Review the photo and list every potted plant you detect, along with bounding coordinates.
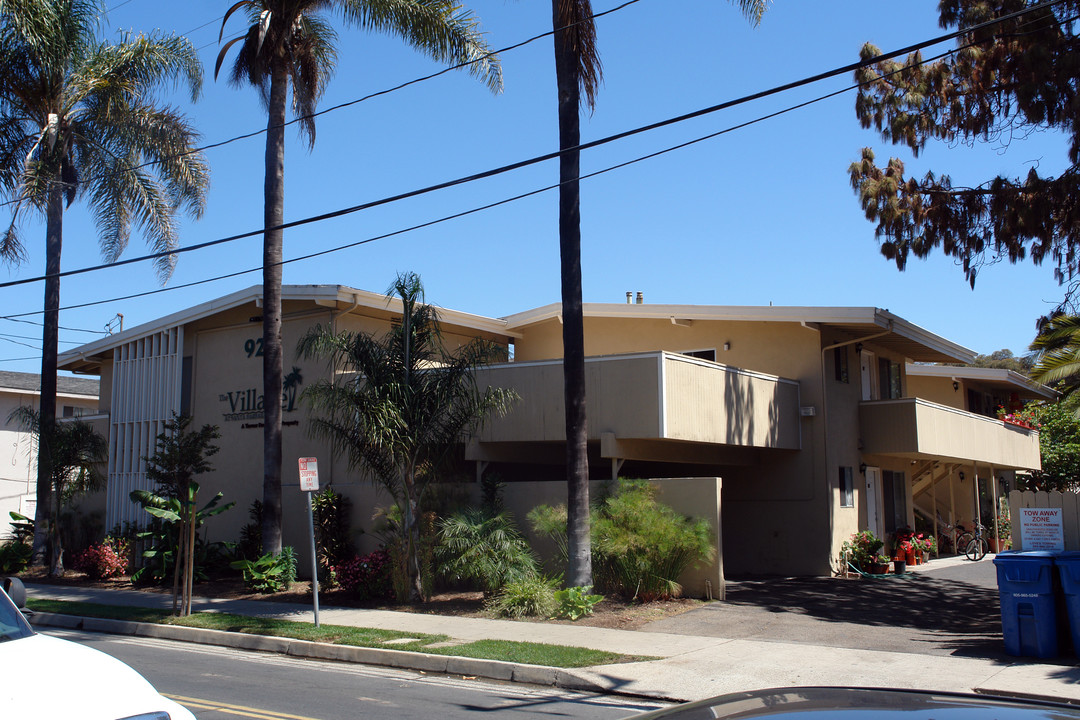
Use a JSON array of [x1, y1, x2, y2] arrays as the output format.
[[842, 530, 884, 573], [871, 552, 891, 575], [986, 513, 1012, 553], [893, 527, 915, 566]]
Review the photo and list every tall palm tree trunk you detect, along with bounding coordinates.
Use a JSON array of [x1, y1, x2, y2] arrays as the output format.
[[33, 183, 63, 573], [553, 3, 592, 589], [261, 60, 287, 556]]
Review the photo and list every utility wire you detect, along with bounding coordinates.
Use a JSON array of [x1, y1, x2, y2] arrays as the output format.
[[0, 0, 642, 212], [0, 40, 983, 320], [0, 0, 1063, 295]]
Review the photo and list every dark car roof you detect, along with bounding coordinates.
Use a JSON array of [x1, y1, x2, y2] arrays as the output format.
[[627, 687, 1080, 720]]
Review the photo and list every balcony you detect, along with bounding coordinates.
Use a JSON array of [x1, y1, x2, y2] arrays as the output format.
[[472, 351, 801, 453], [860, 398, 1041, 470]]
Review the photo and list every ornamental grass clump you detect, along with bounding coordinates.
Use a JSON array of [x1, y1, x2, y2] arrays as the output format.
[[591, 480, 714, 601], [485, 576, 559, 619]]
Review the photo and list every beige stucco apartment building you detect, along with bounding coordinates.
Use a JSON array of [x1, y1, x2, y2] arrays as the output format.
[[57, 285, 1047, 591]]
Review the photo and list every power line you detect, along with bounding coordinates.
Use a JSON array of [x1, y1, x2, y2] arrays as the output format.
[[0, 316, 107, 334], [0, 40, 992, 320], [0, 0, 643, 212], [0, 0, 1062, 295]]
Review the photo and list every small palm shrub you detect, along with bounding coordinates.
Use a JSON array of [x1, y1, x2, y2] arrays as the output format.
[[437, 507, 539, 596], [485, 576, 559, 618]]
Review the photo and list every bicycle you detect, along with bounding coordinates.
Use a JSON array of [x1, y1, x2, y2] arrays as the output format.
[[938, 522, 972, 556], [964, 522, 989, 561]]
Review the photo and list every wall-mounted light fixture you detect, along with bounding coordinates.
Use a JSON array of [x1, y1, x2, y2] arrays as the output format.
[[959, 471, 965, 481], [859, 463, 867, 474], [953, 381, 960, 391], [723, 342, 731, 352], [855, 342, 863, 354]]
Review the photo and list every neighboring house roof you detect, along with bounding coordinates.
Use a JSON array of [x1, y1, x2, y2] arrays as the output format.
[[58, 284, 519, 373], [504, 303, 976, 364], [0, 370, 99, 398], [906, 364, 1058, 401]]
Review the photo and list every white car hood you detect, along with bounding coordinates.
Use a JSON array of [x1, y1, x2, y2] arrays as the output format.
[[0, 632, 195, 720]]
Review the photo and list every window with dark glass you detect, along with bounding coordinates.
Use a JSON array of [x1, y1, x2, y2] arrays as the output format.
[[681, 349, 716, 362], [834, 347, 849, 383], [878, 358, 902, 399], [839, 467, 854, 507]]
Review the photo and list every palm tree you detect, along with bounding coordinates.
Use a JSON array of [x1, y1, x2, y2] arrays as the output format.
[[297, 272, 516, 600], [0, 0, 209, 568], [9, 407, 108, 575], [1031, 314, 1080, 397], [216, 0, 502, 556], [549, 0, 767, 587]]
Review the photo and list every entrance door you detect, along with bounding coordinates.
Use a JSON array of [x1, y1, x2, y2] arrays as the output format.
[[860, 350, 877, 401], [866, 467, 883, 539]]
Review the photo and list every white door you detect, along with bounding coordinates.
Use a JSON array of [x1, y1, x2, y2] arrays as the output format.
[[860, 350, 877, 401], [866, 466, 883, 539]]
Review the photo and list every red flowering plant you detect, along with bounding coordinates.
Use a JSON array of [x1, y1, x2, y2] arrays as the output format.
[[330, 549, 393, 601], [73, 536, 130, 580], [996, 406, 1040, 430], [892, 527, 915, 559]]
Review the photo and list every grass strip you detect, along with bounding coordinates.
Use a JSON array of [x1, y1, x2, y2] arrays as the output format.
[[26, 598, 643, 668]]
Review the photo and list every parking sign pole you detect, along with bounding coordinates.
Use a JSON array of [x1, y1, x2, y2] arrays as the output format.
[[298, 457, 321, 627], [306, 490, 320, 627]]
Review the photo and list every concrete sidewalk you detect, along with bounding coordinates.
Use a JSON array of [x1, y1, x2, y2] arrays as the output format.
[[23, 580, 1080, 706]]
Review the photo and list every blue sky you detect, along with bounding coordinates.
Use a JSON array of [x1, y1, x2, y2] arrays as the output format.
[[0, 1, 1070, 373]]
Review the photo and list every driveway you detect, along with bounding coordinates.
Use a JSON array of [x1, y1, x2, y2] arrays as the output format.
[[638, 557, 1019, 661]]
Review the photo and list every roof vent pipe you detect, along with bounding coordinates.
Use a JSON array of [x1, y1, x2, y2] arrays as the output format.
[[636, 292, 644, 304], [626, 292, 632, 304]]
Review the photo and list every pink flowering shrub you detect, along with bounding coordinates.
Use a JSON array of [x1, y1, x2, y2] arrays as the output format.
[[331, 549, 392, 601], [73, 537, 130, 580]]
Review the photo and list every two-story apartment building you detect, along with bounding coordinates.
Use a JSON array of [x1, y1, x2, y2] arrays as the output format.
[[57, 285, 1046, 590], [0, 371, 100, 536]]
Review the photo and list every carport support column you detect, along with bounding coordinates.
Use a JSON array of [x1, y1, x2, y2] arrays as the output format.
[[990, 463, 999, 548], [931, 464, 939, 557], [972, 464, 980, 530], [948, 467, 957, 544]]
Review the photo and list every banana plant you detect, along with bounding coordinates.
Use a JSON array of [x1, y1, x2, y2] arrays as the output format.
[[131, 483, 233, 615]]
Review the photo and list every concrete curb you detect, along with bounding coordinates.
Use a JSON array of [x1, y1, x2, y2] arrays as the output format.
[[28, 613, 623, 698]]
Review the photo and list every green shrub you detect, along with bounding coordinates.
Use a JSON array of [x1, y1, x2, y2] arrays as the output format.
[[231, 547, 297, 593], [553, 585, 603, 620], [531, 479, 715, 602], [0, 540, 31, 573], [485, 576, 559, 618], [592, 480, 714, 601], [312, 487, 355, 570], [436, 507, 539, 596]]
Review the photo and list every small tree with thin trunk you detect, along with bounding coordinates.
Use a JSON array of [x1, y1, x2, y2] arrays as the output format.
[[143, 414, 222, 616]]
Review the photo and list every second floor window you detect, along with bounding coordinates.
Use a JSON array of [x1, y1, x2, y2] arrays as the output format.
[[879, 358, 902, 399]]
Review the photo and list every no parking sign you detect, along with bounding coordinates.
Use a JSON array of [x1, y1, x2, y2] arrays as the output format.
[[298, 457, 319, 492]]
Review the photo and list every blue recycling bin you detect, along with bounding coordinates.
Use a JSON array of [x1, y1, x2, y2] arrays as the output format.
[[993, 551, 1059, 658], [1053, 551, 1080, 657]]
